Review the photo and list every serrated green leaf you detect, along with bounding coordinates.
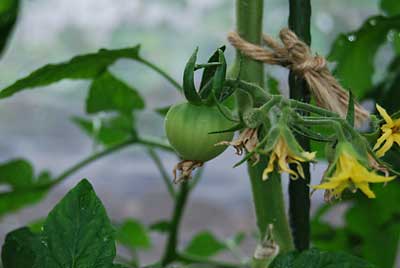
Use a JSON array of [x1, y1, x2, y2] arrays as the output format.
[[73, 114, 136, 146], [35, 179, 116, 268], [381, 0, 400, 16], [0, 46, 141, 98], [86, 71, 144, 115], [184, 231, 226, 258], [0, 0, 19, 56], [1, 227, 38, 268], [116, 219, 152, 250], [329, 15, 400, 98], [270, 248, 376, 268], [2, 180, 121, 268]]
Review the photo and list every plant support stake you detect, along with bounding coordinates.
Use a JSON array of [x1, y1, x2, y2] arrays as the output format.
[[235, 0, 294, 257], [288, 0, 312, 251]]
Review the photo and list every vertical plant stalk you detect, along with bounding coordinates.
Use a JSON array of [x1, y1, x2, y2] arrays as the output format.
[[161, 182, 190, 266], [235, 0, 294, 254], [288, 0, 312, 251]]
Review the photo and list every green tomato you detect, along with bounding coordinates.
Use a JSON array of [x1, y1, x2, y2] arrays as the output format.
[[165, 102, 234, 162]]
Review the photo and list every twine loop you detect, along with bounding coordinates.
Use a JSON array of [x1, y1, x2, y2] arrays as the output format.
[[228, 28, 369, 125]]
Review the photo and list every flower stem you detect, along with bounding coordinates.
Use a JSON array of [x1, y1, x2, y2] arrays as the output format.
[[288, 0, 312, 251], [235, 0, 294, 259], [161, 182, 190, 266], [147, 148, 176, 199], [139, 57, 183, 92]]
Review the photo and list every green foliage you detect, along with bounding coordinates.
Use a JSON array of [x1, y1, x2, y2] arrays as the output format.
[[73, 114, 136, 147], [266, 75, 280, 95], [86, 71, 144, 115], [116, 219, 152, 250], [270, 248, 376, 268], [312, 183, 400, 268], [381, 0, 400, 16], [0, 0, 18, 56], [149, 220, 171, 233], [0, 159, 50, 218], [1, 179, 121, 268], [369, 56, 400, 114], [0, 46, 141, 98], [329, 15, 400, 98], [2, 227, 38, 267], [184, 231, 227, 258]]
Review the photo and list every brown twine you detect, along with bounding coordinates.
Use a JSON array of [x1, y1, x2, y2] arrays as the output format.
[[228, 28, 369, 125]]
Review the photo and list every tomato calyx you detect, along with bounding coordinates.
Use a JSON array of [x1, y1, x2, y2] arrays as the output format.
[[173, 160, 203, 183], [217, 128, 260, 164]]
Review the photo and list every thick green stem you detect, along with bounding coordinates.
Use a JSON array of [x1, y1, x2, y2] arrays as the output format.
[[235, 0, 294, 256], [288, 0, 312, 252], [248, 162, 294, 252]]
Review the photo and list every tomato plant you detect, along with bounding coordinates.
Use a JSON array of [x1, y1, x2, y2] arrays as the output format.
[[0, 0, 399, 268]]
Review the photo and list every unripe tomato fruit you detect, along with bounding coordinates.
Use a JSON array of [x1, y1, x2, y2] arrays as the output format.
[[165, 102, 234, 162]]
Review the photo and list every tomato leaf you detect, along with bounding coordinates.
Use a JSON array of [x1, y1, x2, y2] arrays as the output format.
[[149, 220, 171, 233], [1, 180, 124, 268], [184, 231, 227, 258], [35, 179, 116, 267], [267, 74, 281, 95], [0, 160, 51, 218], [116, 219, 152, 250], [368, 56, 400, 114], [329, 15, 400, 98], [270, 248, 376, 268], [72, 114, 137, 146], [1, 227, 39, 268], [86, 71, 144, 115], [0, 0, 19, 56], [381, 0, 400, 16], [0, 46, 141, 98]]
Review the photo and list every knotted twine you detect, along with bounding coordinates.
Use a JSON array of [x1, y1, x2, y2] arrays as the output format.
[[228, 28, 369, 125]]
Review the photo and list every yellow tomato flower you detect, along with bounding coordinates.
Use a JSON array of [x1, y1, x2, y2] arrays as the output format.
[[373, 104, 400, 157], [262, 137, 316, 180], [313, 146, 395, 199]]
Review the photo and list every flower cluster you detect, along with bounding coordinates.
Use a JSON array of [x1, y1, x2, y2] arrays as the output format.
[[222, 103, 399, 200]]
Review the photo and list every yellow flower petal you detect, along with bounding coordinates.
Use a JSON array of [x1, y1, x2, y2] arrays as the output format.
[[312, 179, 343, 190], [392, 133, 400, 146], [376, 136, 394, 157], [355, 182, 376, 198], [376, 104, 393, 126], [373, 129, 392, 151], [262, 154, 276, 180]]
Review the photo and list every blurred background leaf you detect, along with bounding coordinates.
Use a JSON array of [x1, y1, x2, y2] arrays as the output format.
[[0, 0, 19, 56], [184, 231, 227, 258], [116, 218, 152, 250], [329, 15, 400, 99]]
